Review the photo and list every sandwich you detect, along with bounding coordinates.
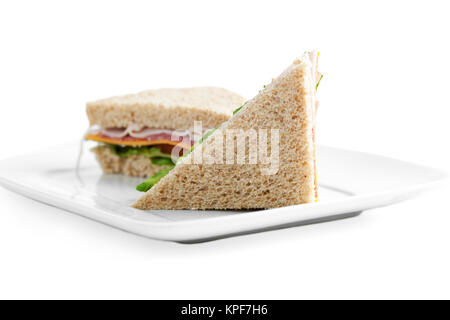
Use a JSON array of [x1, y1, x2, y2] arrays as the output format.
[[133, 51, 322, 210], [85, 87, 245, 178]]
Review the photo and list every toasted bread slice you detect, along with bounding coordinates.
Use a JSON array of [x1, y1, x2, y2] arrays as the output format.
[[133, 55, 319, 210]]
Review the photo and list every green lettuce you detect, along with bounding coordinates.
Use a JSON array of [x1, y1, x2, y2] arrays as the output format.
[[233, 101, 248, 115], [109, 145, 174, 166], [316, 74, 323, 91], [151, 157, 174, 166], [136, 168, 173, 192]]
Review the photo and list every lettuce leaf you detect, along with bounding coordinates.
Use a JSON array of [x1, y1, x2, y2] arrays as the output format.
[[233, 102, 247, 115], [110, 145, 172, 160], [316, 74, 323, 91], [136, 168, 172, 192], [108, 145, 174, 167], [151, 157, 175, 166]]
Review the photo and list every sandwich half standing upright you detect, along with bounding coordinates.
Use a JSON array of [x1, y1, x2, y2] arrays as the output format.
[[133, 51, 323, 210], [85, 87, 245, 178]]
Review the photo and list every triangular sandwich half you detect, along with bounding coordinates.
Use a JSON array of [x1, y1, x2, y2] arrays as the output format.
[[133, 52, 322, 209]]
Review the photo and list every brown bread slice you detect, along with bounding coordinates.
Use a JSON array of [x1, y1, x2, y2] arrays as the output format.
[[133, 56, 318, 210], [92, 146, 172, 178], [86, 87, 245, 131]]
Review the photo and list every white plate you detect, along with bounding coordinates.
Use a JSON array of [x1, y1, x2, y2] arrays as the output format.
[[0, 143, 447, 243]]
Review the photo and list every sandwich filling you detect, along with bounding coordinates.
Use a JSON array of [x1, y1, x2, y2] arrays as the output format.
[[86, 125, 212, 148], [85, 125, 213, 168]]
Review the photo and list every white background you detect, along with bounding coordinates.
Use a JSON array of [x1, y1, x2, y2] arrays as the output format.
[[0, 0, 449, 299]]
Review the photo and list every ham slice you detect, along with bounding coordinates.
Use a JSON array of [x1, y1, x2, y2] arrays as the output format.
[[100, 127, 189, 139], [86, 125, 213, 148]]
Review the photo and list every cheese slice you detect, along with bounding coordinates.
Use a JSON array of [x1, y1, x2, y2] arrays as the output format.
[[85, 134, 191, 149]]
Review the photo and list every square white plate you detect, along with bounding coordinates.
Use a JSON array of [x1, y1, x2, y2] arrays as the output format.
[[0, 143, 446, 243]]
